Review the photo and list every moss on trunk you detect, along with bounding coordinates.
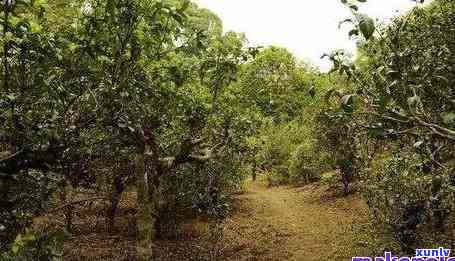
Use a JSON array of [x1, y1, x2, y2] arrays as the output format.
[[136, 151, 156, 261]]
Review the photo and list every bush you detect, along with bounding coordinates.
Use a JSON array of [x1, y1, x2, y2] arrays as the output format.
[[265, 168, 289, 187], [1, 229, 67, 261], [0, 170, 62, 253], [289, 143, 331, 184], [364, 152, 455, 254], [320, 171, 339, 189], [157, 152, 246, 237], [256, 121, 331, 186]]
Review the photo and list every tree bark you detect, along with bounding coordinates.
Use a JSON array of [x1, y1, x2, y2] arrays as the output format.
[[136, 146, 158, 261], [107, 174, 124, 232], [59, 185, 74, 233]]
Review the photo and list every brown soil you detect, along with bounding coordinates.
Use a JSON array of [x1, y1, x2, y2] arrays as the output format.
[[40, 180, 369, 260], [153, 180, 370, 261], [216, 181, 369, 261]]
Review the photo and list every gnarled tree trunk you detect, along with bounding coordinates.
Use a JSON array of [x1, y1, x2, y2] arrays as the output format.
[[106, 174, 125, 232], [136, 143, 161, 261]]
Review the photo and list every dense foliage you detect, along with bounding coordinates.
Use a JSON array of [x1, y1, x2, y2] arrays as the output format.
[[1, 0, 454, 259], [325, 0, 455, 254], [0, 0, 254, 259]]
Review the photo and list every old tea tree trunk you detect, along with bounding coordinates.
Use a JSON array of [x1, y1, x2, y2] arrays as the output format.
[[134, 130, 216, 260], [135, 143, 158, 261]]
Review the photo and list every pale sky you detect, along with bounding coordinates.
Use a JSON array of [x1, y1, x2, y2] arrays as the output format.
[[194, 0, 422, 71]]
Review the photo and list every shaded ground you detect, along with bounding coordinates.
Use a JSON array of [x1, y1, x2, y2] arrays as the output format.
[[35, 191, 137, 261], [41, 180, 370, 260], [217, 181, 370, 261], [62, 191, 137, 261], [154, 179, 371, 261]]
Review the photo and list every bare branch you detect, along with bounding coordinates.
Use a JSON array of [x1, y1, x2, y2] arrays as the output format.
[[47, 197, 108, 214]]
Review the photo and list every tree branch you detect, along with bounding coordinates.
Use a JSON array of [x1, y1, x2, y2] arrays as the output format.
[[0, 146, 65, 176], [47, 197, 108, 214]]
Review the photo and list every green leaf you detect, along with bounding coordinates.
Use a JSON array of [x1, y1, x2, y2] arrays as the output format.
[[348, 29, 359, 38], [341, 94, 355, 106], [68, 43, 78, 52], [324, 88, 342, 103], [179, 0, 190, 12], [29, 20, 42, 33], [369, 127, 385, 138], [12, 245, 19, 255], [308, 86, 316, 98], [341, 94, 356, 114], [15, 0, 32, 8], [33, 0, 47, 8], [442, 112, 455, 125], [358, 14, 375, 40], [338, 18, 353, 29], [6, 94, 16, 101], [9, 16, 21, 27], [22, 233, 35, 241]]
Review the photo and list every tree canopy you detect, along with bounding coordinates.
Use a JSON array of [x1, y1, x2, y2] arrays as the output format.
[[1, 0, 454, 259]]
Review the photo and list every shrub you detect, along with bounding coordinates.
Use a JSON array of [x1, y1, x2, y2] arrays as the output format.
[[157, 152, 246, 237], [1, 230, 67, 261], [320, 171, 340, 189], [256, 121, 331, 186], [364, 152, 455, 254], [265, 168, 289, 187], [288, 143, 327, 184]]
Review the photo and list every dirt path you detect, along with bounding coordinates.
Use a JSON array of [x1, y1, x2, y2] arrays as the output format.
[[56, 180, 370, 261], [220, 181, 368, 261]]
